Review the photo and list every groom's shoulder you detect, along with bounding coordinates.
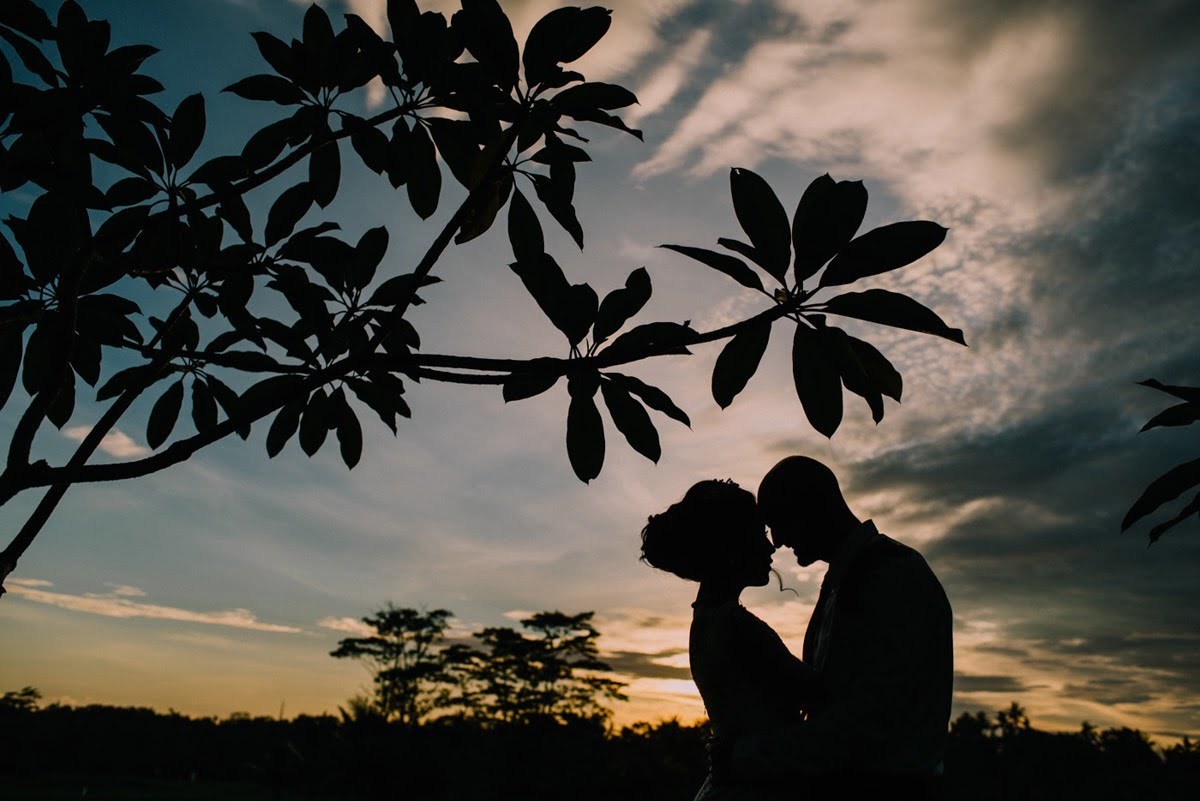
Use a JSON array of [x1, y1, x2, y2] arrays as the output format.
[[856, 534, 941, 589], [864, 532, 922, 568]]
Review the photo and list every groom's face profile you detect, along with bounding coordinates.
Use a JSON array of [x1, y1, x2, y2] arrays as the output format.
[[760, 502, 821, 567], [763, 515, 820, 565], [759, 456, 850, 566]]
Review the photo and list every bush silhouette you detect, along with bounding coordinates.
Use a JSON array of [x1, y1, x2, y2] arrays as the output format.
[[4, 692, 1200, 799]]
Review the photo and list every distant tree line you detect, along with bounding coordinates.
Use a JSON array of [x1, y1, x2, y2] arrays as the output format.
[[4, 688, 1200, 799]]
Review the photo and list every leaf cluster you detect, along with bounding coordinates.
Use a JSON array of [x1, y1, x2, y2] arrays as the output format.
[[0, 0, 646, 487], [1122, 379, 1200, 543], [661, 168, 962, 439]]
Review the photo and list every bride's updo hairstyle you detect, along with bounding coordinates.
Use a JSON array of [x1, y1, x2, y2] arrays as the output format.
[[641, 479, 758, 582]]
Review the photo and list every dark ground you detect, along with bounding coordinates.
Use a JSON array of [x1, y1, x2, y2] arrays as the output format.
[[3, 702, 1200, 800]]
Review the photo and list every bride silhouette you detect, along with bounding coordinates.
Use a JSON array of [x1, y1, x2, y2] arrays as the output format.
[[641, 479, 818, 800]]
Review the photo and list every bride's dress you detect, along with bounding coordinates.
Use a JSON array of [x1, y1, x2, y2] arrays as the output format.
[[689, 600, 816, 800]]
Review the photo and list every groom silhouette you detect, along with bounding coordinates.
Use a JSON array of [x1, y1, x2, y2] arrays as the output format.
[[721, 455, 953, 794]]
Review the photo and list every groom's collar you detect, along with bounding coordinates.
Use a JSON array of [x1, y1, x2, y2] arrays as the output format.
[[824, 519, 880, 587]]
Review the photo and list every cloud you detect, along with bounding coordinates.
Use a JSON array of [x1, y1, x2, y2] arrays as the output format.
[[62, 426, 150, 459], [636, 0, 1200, 207], [106, 583, 147, 597], [624, 27, 712, 127], [7, 580, 302, 634], [1061, 677, 1159, 707], [603, 648, 691, 681], [317, 615, 375, 636], [954, 673, 1031, 694], [6, 577, 53, 588]]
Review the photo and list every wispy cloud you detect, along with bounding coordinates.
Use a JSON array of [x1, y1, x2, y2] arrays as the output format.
[[635, 0, 1068, 219], [624, 27, 711, 127], [62, 426, 149, 458], [7, 577, 53, 588], [502, 609, 532, 621], [106, 583, 148, 597], [954, 673, 1032, 694], [7, 580, 302, 634], [316, 615, 374, 636]]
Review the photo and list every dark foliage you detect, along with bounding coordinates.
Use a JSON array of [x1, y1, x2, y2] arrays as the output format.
[[2, 696, 1198, 800], [944, 704, 1200, 801], [0, 0, 965, 593], [1123, 379, 1200, 544]]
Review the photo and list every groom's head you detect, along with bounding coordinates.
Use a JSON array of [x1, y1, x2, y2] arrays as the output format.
[[757, 456, 859, 566]]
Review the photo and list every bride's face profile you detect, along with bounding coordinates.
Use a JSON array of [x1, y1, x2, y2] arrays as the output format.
[[718, 516, 776, 588]]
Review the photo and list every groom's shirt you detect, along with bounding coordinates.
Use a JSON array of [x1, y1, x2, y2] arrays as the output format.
[[733, 520, 953, 778]]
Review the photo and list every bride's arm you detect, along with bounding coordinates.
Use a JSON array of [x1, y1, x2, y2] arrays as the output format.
[[737, 614, 823, 712]]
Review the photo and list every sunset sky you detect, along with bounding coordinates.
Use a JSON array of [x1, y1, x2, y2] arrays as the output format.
[[2, 0, 1200, 739]]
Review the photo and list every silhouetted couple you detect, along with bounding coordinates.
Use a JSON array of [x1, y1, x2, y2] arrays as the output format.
[[641, 456, 953, 799]]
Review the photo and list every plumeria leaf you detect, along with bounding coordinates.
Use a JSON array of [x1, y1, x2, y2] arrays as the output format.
[[566, 371, 604, 482], [792, 324, 842, 438], [659, 245, 763, 292], [820, 221, 947, 287], [1123, 458, 1200, 532], [600, 377, 660, 463], [822, 289, 966, 345], [792, 175, 866, 283], [729, 168, 790, 282], [712, 321, 770, 410]]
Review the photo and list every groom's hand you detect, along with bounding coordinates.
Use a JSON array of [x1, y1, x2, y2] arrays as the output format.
[[706, 732, 734, 785]]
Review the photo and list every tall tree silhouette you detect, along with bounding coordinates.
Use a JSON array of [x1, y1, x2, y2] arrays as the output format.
[[329, 606, 626, 726], [0, 0, 966, 595], [453, 610, 627, 725], [329, 605, 455, 726]]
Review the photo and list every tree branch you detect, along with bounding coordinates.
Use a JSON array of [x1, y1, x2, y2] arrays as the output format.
[[409, 367, 508, 385], [3, 156, 509, 494], [14, 300, 798, 496], [121, 342, 309, 374], [3, 93, 784, 597], [1, 99, 442, 590], [6, 394, 52, 474], [0, 95, 515, 594], [179, 103, 414, 217], [400, 300, 796, 375], [0, 293, 197, 594]]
